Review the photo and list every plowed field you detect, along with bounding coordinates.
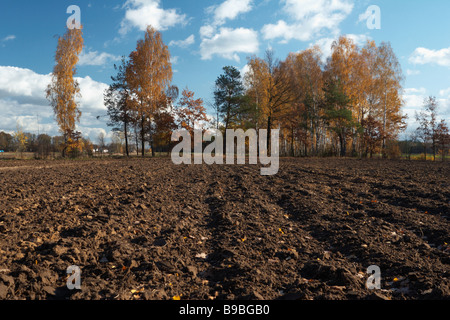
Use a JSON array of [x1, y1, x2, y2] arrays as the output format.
[[0, 158, 448, 300]]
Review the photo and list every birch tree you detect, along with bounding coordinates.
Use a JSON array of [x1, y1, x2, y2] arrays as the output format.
[[46, 27, 84, 157], [127, 25, 173, 157]]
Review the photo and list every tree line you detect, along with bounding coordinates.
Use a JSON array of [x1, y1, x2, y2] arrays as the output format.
[[103, 30, 412, 158], [238, 38, 448, 159], [0, 129, 132, 158], [414, 96, 450, 161], [103, 28, 447, 159], [10, 24, 448, 160], [240, 37, 407, 158]]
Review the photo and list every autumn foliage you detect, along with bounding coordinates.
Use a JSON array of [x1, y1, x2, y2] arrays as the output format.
[[242, 36, 407, 157], [43, 23, 439, 160], [127, 26, 173, 157], [176, 88, 208, 134], [46, 27, 84, 157]]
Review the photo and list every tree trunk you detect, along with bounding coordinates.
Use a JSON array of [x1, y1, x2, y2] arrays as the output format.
[[267, 115, 272, 153], [432, 139, 436, 161], [141, 116, 145, 157], [310, 119, 314, 156], [124, 121, 129, 157], [340, 134, 346, 157], [62, 132, 68, 158], [382, 82, 387, 159], [135, 125, 139, 156], [151, 134, 155, 157], [223, 118, 229, 155], [291, 126, 295, 157]]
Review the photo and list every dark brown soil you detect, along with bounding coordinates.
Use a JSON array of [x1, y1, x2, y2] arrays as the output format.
[[0, 158, 449, 300]]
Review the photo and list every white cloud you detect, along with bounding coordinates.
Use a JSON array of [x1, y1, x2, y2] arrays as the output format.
[[0, 66, 109, 141], [210, 0, 253, 26], [358, 8, 370, 23], [440, 87, 450, 97], [241, 64, 250, 78], [346, 33, 370, 46], [77, 126, 111, 142], [199, 0, 258, 62], [120, 0, 188, 34], [403, 97, 424, 110], [197, 0, 258, 62], [200, 25, 215, 39], [2, 35, 16, 42], [0, 66, 51, 106], [404, 87, 427, 96], [406, 69, 421, 76], [399, 87, 450, 127], [200, 27, 259, 62], [76, 76, 109, 113], [401, 88, 432, 128], [402, 88, 450, 126], [311, 37, 335, 58], [78, 49, 121, 67], [409, 47, 450, 67], [169, 35, 195, 48], [284, 0, 353, 21], [262, 0, 354, 42]]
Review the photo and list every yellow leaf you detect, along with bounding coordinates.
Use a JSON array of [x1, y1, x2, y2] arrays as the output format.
[[173, 296, 181, 300]]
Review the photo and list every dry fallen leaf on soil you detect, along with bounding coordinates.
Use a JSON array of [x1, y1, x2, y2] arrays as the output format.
[[195, 253, 207, 259], [331, 286, 346, 291]]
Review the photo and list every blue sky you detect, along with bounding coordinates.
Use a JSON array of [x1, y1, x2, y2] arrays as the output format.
[[1, 0, 449, 142]]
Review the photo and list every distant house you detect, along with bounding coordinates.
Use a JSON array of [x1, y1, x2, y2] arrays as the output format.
[[93, 148, 109, 154]]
